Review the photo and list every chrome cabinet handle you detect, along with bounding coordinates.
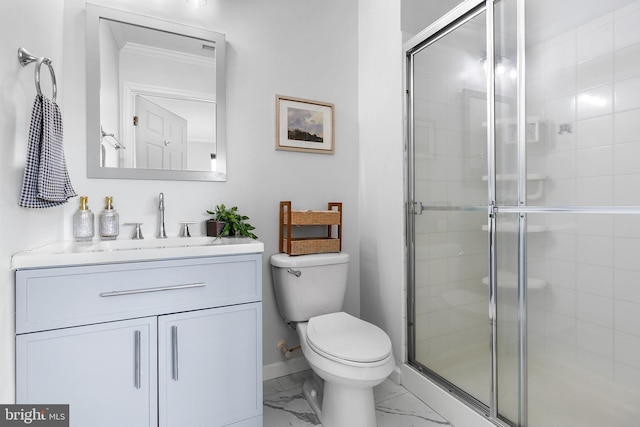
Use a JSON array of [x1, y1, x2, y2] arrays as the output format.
[[171, 326, 179, 381], [100, 282, 206, 297], [134, 330, 141, 389]]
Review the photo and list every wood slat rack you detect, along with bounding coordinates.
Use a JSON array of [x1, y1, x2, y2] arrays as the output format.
[[279, 201, 342, 255]]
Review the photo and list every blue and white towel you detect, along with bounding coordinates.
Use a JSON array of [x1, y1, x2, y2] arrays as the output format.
[[19, 94, 76, 208]]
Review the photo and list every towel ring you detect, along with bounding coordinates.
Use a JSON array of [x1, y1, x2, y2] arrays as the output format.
[[35, 57, 57, 103], [17, 47, 57, 103]]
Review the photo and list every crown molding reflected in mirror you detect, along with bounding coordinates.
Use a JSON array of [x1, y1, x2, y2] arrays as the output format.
[[86, 4, 226, 181]]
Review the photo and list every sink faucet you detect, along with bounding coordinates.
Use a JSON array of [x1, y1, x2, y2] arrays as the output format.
[[158, 192, 167, 239]]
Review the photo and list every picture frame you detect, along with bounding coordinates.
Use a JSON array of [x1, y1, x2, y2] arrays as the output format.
[[276, 95, 334, 154]]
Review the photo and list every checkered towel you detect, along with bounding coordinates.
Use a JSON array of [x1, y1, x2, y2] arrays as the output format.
[[19, 95, 76, 208]]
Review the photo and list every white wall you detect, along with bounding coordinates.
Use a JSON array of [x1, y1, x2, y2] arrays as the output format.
[[0, 0, 66, 404], [401, 0, 465, 37], [0, 0, 359, 401], [358, 0, 406, 364]]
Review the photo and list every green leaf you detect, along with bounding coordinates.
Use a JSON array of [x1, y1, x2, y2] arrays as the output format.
[[205, 203, 258, 239]]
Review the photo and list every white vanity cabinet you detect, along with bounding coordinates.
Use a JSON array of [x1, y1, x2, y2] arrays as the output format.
[[16, 316, 158, 426], [15, 252, 263, 427], [158, 304, 261, 427]]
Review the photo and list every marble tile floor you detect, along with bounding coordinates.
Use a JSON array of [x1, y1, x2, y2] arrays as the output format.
[[263, 370, 454, 427]]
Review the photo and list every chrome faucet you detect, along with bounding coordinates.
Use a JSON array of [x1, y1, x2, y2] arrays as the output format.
[[158, 192, 167, 239]]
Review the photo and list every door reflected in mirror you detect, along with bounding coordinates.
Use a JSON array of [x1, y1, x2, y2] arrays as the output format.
[[131, 95, 216, 171], [86, 4, 226, 181]]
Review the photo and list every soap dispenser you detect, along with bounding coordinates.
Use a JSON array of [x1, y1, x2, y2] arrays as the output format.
[[73, 196, 95, 242], [99, 196, 120, 240]]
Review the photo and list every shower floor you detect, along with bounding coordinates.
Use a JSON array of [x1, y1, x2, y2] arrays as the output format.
[[528, 355, 640, 427], [418, 348, 640, 426]]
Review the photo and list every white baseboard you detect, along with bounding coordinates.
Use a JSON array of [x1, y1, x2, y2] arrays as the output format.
[[263, 356, 311, 381], [401, 364, 494, 427], [389, 365, 403, 385]]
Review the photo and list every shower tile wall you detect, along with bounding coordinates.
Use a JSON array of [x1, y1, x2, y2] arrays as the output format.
[[526, 1, 640, 421]]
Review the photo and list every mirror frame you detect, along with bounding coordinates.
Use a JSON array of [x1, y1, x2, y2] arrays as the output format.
[[86, 4, 227, 181]]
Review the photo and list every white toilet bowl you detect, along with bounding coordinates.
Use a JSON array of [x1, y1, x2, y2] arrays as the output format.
[[295, 312, 395, 427], [270, 253, 395, 427]]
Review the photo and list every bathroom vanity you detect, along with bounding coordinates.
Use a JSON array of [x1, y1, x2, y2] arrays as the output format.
[[12, 237, 264, 427]]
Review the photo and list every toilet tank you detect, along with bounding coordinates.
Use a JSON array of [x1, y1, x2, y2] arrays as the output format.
[[270, 252, 349, 322]]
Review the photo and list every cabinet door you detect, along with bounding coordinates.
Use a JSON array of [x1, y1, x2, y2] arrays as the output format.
[[158, 303, 262, 427], [16, 317, 157, 427]]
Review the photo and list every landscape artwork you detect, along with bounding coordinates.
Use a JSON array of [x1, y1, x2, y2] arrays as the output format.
[[287, 107, 324, 143], [276, 95, 334, 154]]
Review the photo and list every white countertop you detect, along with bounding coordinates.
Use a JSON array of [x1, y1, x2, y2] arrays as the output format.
[[12, 237, 265, 269]]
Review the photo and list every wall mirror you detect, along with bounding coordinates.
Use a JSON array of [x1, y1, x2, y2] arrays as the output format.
[[86, 4, 226, 181]]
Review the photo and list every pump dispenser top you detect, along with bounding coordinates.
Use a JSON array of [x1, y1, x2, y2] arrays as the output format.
[[73, 196, 94, 242]]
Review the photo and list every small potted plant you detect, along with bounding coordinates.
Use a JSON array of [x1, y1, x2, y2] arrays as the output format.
[[206, 204, 258, 239]]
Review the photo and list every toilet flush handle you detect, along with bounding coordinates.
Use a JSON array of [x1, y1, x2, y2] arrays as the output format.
[[287, 268, 302, 277]]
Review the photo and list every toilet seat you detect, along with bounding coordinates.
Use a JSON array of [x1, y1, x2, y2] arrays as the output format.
[[306, 312, 392, 365]]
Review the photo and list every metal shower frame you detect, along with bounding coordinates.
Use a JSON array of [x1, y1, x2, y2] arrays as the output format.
[[405, 0, 640, 425]]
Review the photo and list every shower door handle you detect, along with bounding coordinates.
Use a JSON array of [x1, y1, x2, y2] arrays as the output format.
[[412, 201, 424, 215]]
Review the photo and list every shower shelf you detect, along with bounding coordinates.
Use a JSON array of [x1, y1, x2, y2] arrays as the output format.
[[481, 224, 548, 233], [482, 273, 547, 289], [481, 173, 546, 200], [481, 173, 545, 181], [482, 116, 547, 144]]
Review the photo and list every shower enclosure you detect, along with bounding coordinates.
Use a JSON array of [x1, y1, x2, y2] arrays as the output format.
[[406, 0, 640, 425]]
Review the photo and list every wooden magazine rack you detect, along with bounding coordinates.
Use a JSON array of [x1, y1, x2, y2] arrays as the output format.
[[279, 201, 342, 255]]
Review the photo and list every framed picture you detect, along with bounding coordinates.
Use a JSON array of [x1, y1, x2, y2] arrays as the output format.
[[276, 95, 334, 154]]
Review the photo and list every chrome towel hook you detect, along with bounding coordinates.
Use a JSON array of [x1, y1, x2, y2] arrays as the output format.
[[17, 47, 57, 103]]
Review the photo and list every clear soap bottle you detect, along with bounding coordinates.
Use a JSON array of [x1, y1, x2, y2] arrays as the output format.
[[99, 196, 119, 240], [73, 196, 94, 242]]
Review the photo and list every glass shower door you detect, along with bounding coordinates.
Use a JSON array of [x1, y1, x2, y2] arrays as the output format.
[[409, 8, 491, 408], [408, 2, 521, 422], [524, 0, 640, 425], [409, 0, 640, 425]]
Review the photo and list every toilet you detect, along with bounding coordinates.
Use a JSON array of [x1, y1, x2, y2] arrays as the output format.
[[270, 252, 395, 427]]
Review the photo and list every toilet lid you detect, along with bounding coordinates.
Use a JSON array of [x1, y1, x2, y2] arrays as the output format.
[[306, 312, 392, 363]]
